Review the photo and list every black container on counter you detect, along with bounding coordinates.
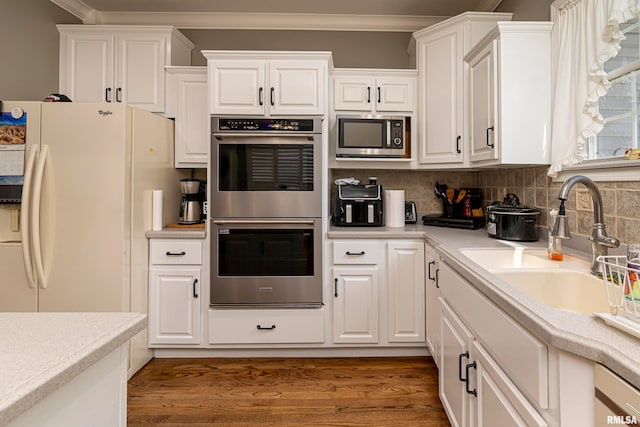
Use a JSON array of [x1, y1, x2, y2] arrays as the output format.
[[486, 193, 540, 241]]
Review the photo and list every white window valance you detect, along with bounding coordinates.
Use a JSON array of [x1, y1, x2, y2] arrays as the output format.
[[549, 0, 640, 176]]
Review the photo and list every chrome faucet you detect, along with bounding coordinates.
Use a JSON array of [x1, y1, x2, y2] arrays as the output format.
[[551, 175, 619, 274]]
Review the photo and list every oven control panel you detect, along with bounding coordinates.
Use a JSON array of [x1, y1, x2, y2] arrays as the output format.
[[217, 118, 315, 132]]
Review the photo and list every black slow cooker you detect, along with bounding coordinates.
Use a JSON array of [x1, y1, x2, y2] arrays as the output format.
[[486, 193, 540, 241]]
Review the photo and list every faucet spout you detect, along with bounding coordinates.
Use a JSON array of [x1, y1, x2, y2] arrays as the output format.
[[552, 175, 620, 274]]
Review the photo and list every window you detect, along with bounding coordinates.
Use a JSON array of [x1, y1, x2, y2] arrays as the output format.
[[588, 18, 640, 160]]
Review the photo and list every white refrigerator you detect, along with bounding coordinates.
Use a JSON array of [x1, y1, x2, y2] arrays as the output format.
[[0, 101, 180, 374]]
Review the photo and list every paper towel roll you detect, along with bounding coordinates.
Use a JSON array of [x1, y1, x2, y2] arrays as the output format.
[[384, 189, 405, 228], [152, 190, 163, 231]]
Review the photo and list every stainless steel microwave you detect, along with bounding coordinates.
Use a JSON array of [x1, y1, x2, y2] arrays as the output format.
[[336, 115, 410, 158]]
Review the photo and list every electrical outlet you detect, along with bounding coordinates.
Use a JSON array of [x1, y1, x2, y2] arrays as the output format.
[[576, 189, 593, 212]]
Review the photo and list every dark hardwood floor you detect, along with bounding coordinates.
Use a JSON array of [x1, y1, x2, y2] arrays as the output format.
[[127, 356, 451, 426]]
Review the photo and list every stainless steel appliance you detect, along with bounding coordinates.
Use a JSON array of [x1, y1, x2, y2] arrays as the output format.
[[336, 114, 410, 158], [333, 184, 384, 226], [178, 179, 204, 224], [209, 117, 323, 307]]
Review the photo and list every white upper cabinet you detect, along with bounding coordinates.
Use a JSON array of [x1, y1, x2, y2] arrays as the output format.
[[58, 26, 194, 113], [165, 66, 208, 168], [333, 70, 416, 113], [204, 51, 332, 116], [466, 22, 553, 166], [413, 12, 512, 168]]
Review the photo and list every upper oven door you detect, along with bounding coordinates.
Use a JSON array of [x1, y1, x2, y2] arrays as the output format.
[[211, 133, 322, 218]]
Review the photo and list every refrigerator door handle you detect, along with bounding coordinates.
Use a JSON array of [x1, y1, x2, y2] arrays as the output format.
[[31, 144, 49, 289], [20, 145, 39, 289]]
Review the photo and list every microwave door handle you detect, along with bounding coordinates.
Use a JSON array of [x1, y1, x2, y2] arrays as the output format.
[[386, 121, 391, 148]]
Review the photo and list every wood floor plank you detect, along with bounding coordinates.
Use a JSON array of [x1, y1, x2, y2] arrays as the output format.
[[127, 356, 451, 426]]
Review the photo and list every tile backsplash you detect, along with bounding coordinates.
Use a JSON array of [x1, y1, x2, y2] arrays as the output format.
[[331, 166, 640, 249]]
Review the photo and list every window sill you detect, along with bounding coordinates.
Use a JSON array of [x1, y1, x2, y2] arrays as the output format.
[[554, 157, 640, 182]]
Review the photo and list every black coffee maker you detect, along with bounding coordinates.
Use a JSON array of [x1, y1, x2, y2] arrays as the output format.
[[178, 179, 204, 224]]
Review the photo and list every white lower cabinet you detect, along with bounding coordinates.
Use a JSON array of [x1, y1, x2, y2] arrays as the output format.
[[438, 262, 549, 427], [472, 341, 548, 427], [148, 239, 203, 345], [440, 298, 474, 427], [331, 239, 425, 346], [209, 308, 325, 344], [425, 242, 441, 366], [333, 267, 379, 343], [387, 241, 425, 342]]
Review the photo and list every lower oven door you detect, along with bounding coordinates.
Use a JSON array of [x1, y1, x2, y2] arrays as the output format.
[[210, 219, 322, 307]]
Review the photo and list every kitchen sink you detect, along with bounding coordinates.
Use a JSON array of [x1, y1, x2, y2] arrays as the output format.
[[460, 247, 565, 269], [493, 270, 610, 314]]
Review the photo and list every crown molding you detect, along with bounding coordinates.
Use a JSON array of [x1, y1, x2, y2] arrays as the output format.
[[49, 0, 504, 30], [87, 12, 446, 32], [50, 0, 96, 23]]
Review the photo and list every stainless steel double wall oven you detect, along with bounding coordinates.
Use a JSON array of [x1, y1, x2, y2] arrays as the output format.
[[210, 117, 323, 307]]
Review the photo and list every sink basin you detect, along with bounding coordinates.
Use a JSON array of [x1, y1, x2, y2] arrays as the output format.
[[460, 248, 563, 269], [494, 270, 610, 314]]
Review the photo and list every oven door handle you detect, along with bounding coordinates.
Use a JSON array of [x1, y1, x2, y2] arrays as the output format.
[[212, 220, 315, 225]]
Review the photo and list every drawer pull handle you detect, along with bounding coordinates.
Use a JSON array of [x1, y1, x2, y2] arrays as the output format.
[[193, 278, 199, 299], [346, 251, 365, 256], [166, 251, 186, 256], [458, 351, 469, 382], [428, 261, 435, 280], [256, 324, 276, 330], [466, 361, 477, 396], [486, 126, 495, 148]]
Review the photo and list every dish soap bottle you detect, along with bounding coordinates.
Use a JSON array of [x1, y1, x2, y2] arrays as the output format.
[[548, 209, 563, 261]]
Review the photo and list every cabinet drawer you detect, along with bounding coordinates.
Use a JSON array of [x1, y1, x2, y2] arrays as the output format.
[[332, 241, 378, 265], [440, 262, 549, 409], [209, 308, 325, 344], [150, 240, 203, 265]]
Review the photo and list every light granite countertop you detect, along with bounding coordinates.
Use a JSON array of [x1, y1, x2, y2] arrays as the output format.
[[0, 312, 146, 426], [328, 223, 640, 389], [145, 228, 206, 239]]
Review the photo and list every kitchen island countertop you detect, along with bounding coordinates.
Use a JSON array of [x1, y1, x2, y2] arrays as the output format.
[[0, 312, 146, 426]]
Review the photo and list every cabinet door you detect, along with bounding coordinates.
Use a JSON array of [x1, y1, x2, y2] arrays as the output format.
[[469, 40, 498, 163], [387, 241, 425, 343], [115, 34, 166, 112], [472, 341, 548, 427], [440, 298, 474, 427], [174, 71, 208, 167], [148, 268, 201, 345], [209, 60, 265, 115], [425, 243, 441, 366], [333, 77, 374, 111], [418, 26, 465, 164], [375, 77, 415, 112], [269, 61, 325, 115], [59, 31, 114, 103], [333, 267, 379, 343]]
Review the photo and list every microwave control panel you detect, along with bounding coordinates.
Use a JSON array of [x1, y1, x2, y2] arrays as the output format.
[[390, 120, 404, 148]]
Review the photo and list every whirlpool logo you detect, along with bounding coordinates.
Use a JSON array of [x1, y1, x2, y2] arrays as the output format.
[[98, 110, 113, 117]]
